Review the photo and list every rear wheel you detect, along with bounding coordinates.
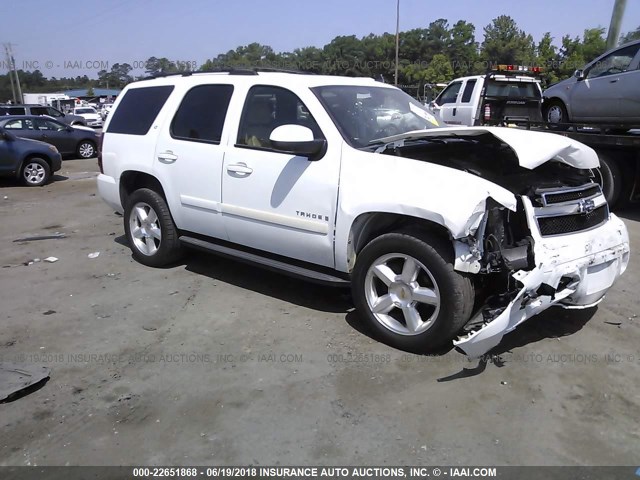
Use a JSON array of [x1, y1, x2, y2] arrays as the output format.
[[124, 188, 184, 267], [77, 140, 96, 159], [352, 230, 474, 352], [21, 158, 51, 187]]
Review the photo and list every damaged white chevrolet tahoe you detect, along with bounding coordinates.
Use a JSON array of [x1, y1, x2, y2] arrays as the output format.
[[97, 71, 630, 358]]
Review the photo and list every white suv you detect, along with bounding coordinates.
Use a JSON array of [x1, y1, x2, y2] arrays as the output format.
[[97, 70, 630, 358]]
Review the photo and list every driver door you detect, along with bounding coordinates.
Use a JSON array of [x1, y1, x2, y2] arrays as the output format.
[[221, 85, 340, 267], [432, 81, 463, 124]]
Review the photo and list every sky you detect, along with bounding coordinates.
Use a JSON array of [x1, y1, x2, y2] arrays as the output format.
[[1, 0, 639, 79]]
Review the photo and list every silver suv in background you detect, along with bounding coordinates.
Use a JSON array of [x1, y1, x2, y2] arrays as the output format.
[[0, 104, 87, 126], [543, 39, 640, 129]]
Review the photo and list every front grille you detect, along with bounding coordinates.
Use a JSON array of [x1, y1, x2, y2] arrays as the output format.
[[543, 185, 601, 205], [537, 205, 608, 236]]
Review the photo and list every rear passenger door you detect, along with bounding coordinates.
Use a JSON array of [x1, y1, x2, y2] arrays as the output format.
[[153, 83, 234, 240]]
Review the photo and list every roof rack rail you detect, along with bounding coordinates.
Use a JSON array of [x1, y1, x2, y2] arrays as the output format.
[[141, 66, 314, 81]]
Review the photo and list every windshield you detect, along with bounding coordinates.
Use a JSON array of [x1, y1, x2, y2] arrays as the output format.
[[312, 85, 441, 148], [75, 108, 97, 114]]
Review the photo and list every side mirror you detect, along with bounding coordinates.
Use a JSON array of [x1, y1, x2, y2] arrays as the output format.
[[269, 125, 326, 161], [1, 129, 16, 141], [66, 126, 74, 132], [574, 69, 585, 80]]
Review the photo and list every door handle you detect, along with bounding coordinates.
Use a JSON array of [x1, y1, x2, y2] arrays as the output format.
[[452, 107, 457, 116], [157, 151, 178, 163], [609, 78, 619, 83], [226, 163, 253, 175]]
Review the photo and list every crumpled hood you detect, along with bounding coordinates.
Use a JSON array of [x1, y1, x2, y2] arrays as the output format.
[[377, 126, 600, 170]]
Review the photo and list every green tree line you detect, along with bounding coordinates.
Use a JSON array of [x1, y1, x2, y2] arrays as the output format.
[[2, 16, 639, 102]]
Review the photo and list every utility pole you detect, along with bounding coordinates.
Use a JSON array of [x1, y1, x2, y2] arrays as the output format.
[[394, 0, 400, 86], [606, 0, 627, 50], [4, 43, 23, 104], [3, 44, 17, 103]]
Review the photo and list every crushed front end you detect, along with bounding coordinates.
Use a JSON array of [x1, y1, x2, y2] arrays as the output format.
[[454, 182, 630, 358]]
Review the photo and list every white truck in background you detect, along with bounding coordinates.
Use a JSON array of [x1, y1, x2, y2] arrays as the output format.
[[432, 65, 640, 208]]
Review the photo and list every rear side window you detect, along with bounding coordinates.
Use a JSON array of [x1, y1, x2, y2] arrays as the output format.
[[30, 107, 49, 116], [461, 80, 477, 103], [171, 84, 234, 143], [107, 86, 174, 135], [1, 107, 26, 115]]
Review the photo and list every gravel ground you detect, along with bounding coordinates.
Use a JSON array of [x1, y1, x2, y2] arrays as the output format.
[[1, 157, 639, 466]]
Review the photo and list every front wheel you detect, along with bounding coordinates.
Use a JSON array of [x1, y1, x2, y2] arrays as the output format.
[[21, 158, 51, 186], [124, 188, 184, 267], [352, 231, 474, 352], [544, 100, 570, 131]]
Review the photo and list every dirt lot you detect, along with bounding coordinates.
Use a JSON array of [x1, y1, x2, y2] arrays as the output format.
[[1, 157, 639, 466]]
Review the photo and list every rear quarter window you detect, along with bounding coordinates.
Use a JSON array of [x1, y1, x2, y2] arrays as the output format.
[[107, 86, 174, 135]]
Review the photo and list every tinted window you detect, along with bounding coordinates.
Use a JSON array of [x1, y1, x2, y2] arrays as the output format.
[[436, 82, 462, 105], [237, 86, 323, 148], [46, 107, 63, 117], [461, 80, 477, 103], [485, 81, 540, 98], [1, 107, 26, 115], [171, 85, 233, 143], [107, 86, 174, 135], [30, 107, 49, 116]]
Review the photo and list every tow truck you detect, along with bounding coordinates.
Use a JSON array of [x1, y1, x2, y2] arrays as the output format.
[[431, 65, 640, 208]]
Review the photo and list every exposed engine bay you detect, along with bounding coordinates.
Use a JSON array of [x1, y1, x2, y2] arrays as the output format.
[[376, 131, 629, 357]]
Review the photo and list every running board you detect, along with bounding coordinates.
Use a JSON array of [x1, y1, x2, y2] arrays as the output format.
[[179, 235, 350, 287]]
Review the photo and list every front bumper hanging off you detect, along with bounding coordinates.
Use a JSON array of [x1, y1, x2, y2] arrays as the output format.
[[454, 213, 630, 359]]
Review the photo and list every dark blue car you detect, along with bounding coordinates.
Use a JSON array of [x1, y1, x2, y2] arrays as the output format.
[[0, 127, 62, 186]]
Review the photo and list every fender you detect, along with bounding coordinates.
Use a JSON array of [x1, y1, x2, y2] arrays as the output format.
[[334, 145, 517, 272]]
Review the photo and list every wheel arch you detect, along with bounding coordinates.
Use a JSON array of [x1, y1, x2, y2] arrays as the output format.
[[345, 211, 454, 272], [119, 170, 167, 208], [543, 96, 572, 120], [20, 153, 53, 176]]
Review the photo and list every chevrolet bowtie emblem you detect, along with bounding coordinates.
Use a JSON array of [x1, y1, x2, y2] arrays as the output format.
[[578, 198, 596, 214]]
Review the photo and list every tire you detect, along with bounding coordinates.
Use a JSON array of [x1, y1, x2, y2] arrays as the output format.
[[594, 154, 622, 208], [544, 100, 570, 131], [21, 157, 51, 187], [77, 140, 96, 159], [352, 230, 474, 352], [124, 188, 184, 267]]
